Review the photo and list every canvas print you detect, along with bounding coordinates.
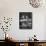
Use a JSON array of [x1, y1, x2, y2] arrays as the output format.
[[19, 12, 32, 29]]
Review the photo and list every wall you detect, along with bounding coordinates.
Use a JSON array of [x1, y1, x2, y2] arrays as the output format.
[[0, 0, 46, 40]]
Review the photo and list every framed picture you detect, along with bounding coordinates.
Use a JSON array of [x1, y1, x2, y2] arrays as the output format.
[[19, 12, 32, 29]]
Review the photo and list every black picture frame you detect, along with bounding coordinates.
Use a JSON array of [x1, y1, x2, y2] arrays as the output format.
[[19, 12, 32, 29]]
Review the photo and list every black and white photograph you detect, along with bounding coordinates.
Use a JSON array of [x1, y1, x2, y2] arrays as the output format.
[[19, 12, 32, 29]]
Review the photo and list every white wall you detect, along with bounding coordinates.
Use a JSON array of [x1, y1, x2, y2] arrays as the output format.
[[0, 0, 46, 40]]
